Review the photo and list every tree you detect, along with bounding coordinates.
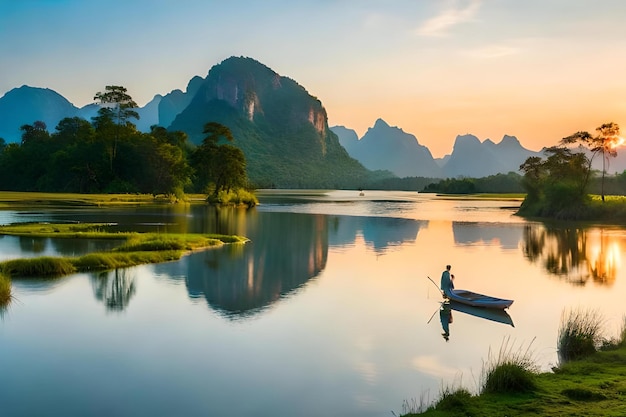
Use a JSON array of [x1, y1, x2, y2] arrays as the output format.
[[562, 122, 622, 201], [191, 122, 247, 197], [519, 146, 590, 215], [93, 85, 140, 127], [93, 86, 140, 172]]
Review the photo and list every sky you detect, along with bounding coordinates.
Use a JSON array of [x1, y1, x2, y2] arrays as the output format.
[[1, 0, 625, 158]]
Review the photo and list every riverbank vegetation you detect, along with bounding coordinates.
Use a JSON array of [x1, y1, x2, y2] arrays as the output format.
[[402, 308, 626, 416], [0, 272, 10, 306], [0, 222, 246, 279], [0, 86, 257, 207], [517, 122, 626, 221]]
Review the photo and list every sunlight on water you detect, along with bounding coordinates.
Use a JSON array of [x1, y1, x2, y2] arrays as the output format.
[[1, 193, 626, 416]]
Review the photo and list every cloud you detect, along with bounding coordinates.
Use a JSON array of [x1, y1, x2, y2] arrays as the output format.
[[416, 0, 482, 37]]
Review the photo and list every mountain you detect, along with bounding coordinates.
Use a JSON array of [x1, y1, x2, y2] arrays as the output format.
[[0, 85, 80, 142], [443, 134, 542, 178], [331, 119, 442, 178], [158, 76, 204, 128], [134, 94, 162, 132], [168, 56, 375, 188], [0, 86, 166, 142]]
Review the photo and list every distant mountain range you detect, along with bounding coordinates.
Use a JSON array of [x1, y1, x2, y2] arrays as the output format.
[[2, 57, 625, 183], [331, 122, 544, 178], [331, 122, 626, 177], [0, 85, 162, 140]]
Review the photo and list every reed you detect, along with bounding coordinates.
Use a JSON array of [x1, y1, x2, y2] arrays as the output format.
[[0, 272, 11, 305], [1, 257, 76, 277], [480, 337, 538, 394], [557, 308, 605, 362]]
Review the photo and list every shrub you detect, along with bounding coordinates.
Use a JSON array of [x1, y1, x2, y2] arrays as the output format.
[[481, 337, 538, 394], [558, 308, 605, 362], [208, 188, 258, 207], [435, 387, 473, 411]]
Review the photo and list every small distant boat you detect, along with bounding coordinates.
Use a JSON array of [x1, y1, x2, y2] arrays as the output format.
[[445, 289, 513, 309]]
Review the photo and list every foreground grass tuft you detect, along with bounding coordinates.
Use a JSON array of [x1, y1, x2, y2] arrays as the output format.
[[0, 272, 11, 305], [558, 308, 605, 362], [481, 337, 538, 394], [402, 309, 626, 416]]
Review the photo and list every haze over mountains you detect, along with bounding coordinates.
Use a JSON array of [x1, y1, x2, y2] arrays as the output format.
[[2, 56, 625, 182]]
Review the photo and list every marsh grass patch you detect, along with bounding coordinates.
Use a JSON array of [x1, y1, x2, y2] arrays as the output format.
[[558, 308, 605, 362], [481, 337, 538, 394], [1, 257, 76, 277], [0, 272, 11, 305]]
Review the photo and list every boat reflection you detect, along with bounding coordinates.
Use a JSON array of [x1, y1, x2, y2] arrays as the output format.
[[439, 301, 514, 342]]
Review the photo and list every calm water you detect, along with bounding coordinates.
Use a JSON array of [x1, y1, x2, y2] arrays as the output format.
[[1, 191, 626, 416]]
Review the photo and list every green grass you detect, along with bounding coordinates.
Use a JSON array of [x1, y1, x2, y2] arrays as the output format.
[[0, 272, 11, 306], [480, 337, 539, 395], [558, 308, 605, 363], [207, 188, 259, 207], [404, 311, 626, 417], [0, 222, 247, 279]]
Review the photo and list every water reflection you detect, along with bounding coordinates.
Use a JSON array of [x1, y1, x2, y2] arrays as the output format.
[[522, 224, 625, 285], [438, 301, 515, 342], [152, 211, 425, 319], [329, 216, 423, 252], [91, 269, 136, 312], [452, 222, 523, 250], [439, 304, 453, 341], [19, 236, 46, 253], [157, 212, 329, 319]]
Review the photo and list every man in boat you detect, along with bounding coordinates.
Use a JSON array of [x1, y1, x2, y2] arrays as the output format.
[[440, 265, 454, 298]]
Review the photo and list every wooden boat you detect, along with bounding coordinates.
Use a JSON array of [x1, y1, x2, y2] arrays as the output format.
[[445, 289, 513, 309], [446, 301, 514, 327]]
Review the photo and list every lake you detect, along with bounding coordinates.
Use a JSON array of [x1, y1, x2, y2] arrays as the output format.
[[1, 190, 626, 417]]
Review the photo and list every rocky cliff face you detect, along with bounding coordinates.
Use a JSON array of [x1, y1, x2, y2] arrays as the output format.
[[184, 57, 328, 148], [169, 56, 372, 188]]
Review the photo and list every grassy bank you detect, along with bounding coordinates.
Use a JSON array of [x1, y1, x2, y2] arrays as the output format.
[[403, 309, 626, 416], [0, 191, 218, 208], [0, 222, 247, 278], [517, 195, 626, 223], [0, 190, 258, 208]]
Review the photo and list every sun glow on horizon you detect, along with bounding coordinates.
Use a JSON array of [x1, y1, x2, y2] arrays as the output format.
[[612, 136, 626, 149]]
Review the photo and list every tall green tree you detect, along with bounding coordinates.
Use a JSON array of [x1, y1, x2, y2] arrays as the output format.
[[191, 122, 247, 197], [562, 122, 621, 201], [93, 86, 140, 173], [519, 146, 590, 215]]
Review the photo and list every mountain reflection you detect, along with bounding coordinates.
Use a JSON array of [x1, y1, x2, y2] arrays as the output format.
[[452, 222, 523, 249], [153, 211, 424, 319], [522, 224, 624, 285], [90, 269, 136, 312], [328, 216, 423, 252], [181, 212, 328, 319]]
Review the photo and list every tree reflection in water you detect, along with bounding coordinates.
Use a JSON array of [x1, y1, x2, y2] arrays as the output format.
[[91, 269, 136, 312], [522, 224, 623, 286]]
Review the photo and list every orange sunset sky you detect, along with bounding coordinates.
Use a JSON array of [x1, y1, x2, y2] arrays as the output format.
[[1, 0, 625, 157]]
